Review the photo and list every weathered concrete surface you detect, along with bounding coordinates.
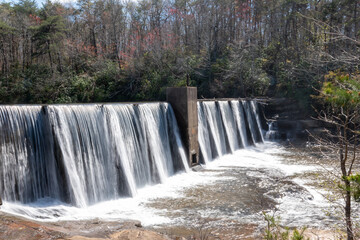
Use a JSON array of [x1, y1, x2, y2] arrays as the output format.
[[166, 87, 199, 166]]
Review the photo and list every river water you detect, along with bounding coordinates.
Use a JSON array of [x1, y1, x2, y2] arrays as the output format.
[[2, 142, 340, 239]]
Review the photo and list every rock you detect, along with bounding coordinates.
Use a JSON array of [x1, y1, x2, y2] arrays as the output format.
[[61, 229, 172, 240], [263, 98, 327, 141], [135, 223, 142, 228], [110, 229, 171, 240], [66, 237, 104, 240], [191, 165, 204, 172]]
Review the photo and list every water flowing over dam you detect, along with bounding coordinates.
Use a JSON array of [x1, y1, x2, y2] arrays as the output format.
[[0, 103, 189, 207], [0, 99, 265, 216], [198, 100, 264, 164]]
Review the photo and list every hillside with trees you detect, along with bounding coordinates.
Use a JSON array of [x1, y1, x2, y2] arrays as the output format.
[[0, 0, 359, 104]]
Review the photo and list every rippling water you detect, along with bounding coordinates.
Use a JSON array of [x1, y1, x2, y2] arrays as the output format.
[[2, 142, 339, 239]]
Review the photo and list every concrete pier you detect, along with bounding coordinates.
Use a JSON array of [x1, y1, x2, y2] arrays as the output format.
[[166, 87, 199, 166]]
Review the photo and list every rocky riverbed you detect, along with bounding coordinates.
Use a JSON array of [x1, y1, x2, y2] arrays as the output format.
[[0, 142, 355, 240], [0, 212, 175, 240]]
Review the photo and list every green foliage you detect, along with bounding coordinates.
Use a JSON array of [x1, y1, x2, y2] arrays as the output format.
[[0, 0, 358, 104], [344, 174, 360, 202], [13, 0, 37, 15], [321, 71, 360, 109], [30, 15, 66, 57], [316, 69, 360, 240], [263, 212, 309, 240], [23, 64, 58, 103], [219, 44, 271, 97], [0, 20, 15, 35]]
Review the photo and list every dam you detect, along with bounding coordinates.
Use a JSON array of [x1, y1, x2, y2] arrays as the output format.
[[0, 87, 265, 209], [0, 88, 342, 240]]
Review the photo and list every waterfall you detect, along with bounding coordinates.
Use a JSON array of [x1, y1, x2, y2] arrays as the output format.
[[197, 102, 212, 164], [201, 101, 227, 159], [265, 121, 280, 140], [218, 101, 240, 153], [0, 103, 188, 207], [250, 100, 265, 142], [198, 100, 265, 162], [0, 99, 265, 208], [242, 100, 263, 144], [0, 106, 60, 203], [230, 100, 249, 147]]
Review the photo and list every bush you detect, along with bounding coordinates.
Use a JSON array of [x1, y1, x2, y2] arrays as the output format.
[[263, 211, 309, 240]]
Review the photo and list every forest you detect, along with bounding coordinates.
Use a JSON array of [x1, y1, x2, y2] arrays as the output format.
[[0, 0, 359, 104]]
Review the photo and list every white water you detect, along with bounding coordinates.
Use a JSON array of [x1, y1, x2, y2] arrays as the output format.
[[201, 101, 227, 158], [230, 100, 249, 147], [1, 142, 332, 230], [265, 121, 280, 140], [250, 100, 265, 142], [0, 103, 188, 207], [242, 100, 263, 144], [197, 102, 213, 164], [0, 100, 334, 232], [218, 101, 240, 153], [0, 106, 59, 203], [197, 100, 264, 162]]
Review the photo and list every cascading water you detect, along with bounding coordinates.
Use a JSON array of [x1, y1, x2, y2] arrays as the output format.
[[198, 100, 265, 162], [200, 101, 227, 159], [250, 100, 265, 142], [0, 99, 340, 240], [230, 100, 249, 147], [218, 101, 240, 153], [242, 100, 263, 144], [0, 106, 60, 203], [265, 121, 280, 140], [0, 103, 188, 207], [0, 99, 266, 223], [197, 102, 212, 164]]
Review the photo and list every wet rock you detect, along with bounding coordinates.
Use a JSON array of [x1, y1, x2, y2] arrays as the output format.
[[263, 98, 325, 141], [306, 195, 314, 200], [191, 165, 204, 172]]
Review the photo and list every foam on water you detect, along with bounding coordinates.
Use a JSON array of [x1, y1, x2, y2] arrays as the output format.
[[1, 168, 217, 225], [0, 100, 336, 230], [0, 103, 189, 208], [1, 142, 332, 228]]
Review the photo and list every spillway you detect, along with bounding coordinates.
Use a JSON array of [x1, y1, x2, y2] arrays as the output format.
[[0, 99, 265, 210], [0, 103, 188, 207], [197, 100, 264, 163]]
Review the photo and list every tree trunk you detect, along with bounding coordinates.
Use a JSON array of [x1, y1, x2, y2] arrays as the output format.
[[344, 180, 353, 240], [340, 120, 354, 240]]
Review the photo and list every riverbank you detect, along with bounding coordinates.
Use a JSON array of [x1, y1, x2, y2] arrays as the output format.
[[0, 212, 175, 240], [0, 207, 341, 240]]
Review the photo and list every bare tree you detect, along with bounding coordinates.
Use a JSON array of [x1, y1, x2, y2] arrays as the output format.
[[311, 70, 360, 240]]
